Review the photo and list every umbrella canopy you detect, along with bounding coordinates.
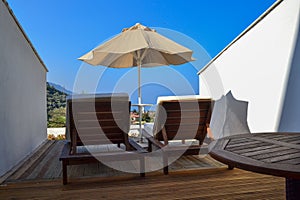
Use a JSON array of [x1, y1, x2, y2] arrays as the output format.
[[78, 23, 194, 142], [78, 23, 194, 68]]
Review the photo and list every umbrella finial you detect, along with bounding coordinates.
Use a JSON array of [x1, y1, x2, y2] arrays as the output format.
[[122, 23, 156, 32]]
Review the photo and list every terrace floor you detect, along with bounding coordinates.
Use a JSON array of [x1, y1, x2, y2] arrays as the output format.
[[0, 140, 285, 199]]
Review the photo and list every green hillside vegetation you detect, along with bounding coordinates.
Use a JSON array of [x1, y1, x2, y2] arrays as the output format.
[[47, 82, 67, 127], [46, 83, 154, 127]]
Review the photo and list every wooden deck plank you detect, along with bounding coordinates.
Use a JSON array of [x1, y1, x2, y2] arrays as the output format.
[[103, 144, 140, 173], [43, 142, 65, 179], [44, 159, 62, 179], [0, 168, 285, 199], [24, 141, 62, 180], [180, 156, 207, 168], [0, 134, 288, 199], [82, 163, 99, 176], [5, 139, 226, 183], [34, 141, 64, 179], [202, 155, 225, 167], [144, 156, 164, 172], [186, 155, 209, 167], [6, 140, 55, 181]]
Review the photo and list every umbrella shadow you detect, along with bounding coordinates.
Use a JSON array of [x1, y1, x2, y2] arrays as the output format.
[[209, 91, 250, 139]]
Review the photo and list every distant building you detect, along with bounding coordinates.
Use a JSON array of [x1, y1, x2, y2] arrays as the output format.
[[0, 0, 48, 178], [198, 0, 300, 134]]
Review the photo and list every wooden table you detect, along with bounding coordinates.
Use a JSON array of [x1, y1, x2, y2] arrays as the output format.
[[209, 132, 300, 200]]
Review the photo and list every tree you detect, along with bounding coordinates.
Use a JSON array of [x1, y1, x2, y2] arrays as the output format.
[[48, 107, 66, 127], [47, 82, 67, 127], [142, 112, 151, 122]]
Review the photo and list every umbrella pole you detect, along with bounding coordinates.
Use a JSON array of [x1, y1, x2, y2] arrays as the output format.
[[138, 61, 143, 143], [138, 62, 142, 105]]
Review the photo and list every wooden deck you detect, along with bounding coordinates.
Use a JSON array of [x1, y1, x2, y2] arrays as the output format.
[[3, 140, 223, 182], [0, 140, 285, 199]]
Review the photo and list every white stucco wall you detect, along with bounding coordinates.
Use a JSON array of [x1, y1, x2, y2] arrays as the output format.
[[278, 19, 300, 132], [0, 1, 48, 177], [199, 0, 300, 133]]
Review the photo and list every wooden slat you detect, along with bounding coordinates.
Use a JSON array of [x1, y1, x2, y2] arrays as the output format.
[[247, 146, 293, 160], [3, 140, 55, 181], [231, 144, 278, 154], [224, 137, 252, 145], [165, 117, 208, 125], [226, 142, 270, 152], [76, 119, 123, 127], [0, 168, 285, 200], [250, 134, 300, 150], [75, 139, 124, 146], [71, 102, 126, 112], [76, 112, 124, 120], [165, 124, 206, 132], [276, 157, 300, 165], [241, 146, 288, 157], [166, 110, 208, 118], [76, 126, 124, 132], [226, 140, 262, 149], [260, 152, 300, 163], [162, 101, 210, 110]]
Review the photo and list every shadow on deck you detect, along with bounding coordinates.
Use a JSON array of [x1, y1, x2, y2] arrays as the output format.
[[0, 140, 285, 199]]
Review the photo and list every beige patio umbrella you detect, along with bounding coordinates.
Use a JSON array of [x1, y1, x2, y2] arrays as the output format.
[[78, 23, 194, 141]]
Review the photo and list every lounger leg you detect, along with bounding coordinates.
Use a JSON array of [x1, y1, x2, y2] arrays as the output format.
[[163, 154, 168, 175], [228, 165, 234, 170], [62, 160, 68, 185], [147, 140, 152, 152], [163, 166, 168, 175]]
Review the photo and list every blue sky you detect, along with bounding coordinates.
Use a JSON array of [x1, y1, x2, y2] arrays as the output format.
[[8, 0, 276, 104]]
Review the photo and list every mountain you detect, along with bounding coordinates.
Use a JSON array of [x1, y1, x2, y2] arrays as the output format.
[[48, 82, 72, 95]]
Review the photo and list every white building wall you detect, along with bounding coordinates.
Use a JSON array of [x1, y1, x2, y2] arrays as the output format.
[[0, 0, 48, 177], [199, 0, 300, 133], [278, 20, 300, 132]]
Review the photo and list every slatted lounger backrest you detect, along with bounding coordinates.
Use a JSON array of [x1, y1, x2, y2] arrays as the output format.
[[153, 98, 212, 145], [66, 93, 131, 154]]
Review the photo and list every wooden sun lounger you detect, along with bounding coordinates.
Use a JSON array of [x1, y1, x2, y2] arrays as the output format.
[[59, 93, 146, 184], [59, 140, 146, 185], [143, 96, 213, 174]]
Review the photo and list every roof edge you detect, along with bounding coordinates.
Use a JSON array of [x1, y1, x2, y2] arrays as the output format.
[[2, 0, 48, 72], [197, 0, 283, 75]]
